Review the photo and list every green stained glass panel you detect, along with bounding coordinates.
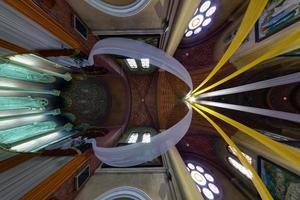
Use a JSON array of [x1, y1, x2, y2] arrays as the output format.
[[0, 63, 56, 83], [0, 121, 57, 145], [0, 96, 48, 111]]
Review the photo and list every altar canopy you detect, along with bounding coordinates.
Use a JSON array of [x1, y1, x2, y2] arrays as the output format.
[[88, 38, 193, 167]]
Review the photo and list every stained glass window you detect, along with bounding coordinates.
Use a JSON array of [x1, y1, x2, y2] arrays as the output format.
[[186, 162, 222, 199], [128, 133, 138, 143], [228, 157, 252, 179], [142, 133, 151, 143], [228, 145, 253, 164], [227, 145, 253, 179], [185, 1, 217, 38]]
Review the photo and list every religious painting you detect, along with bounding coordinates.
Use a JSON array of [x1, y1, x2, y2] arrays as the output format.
[[255, 0, 300, 41], [258, 157, 300, 200]]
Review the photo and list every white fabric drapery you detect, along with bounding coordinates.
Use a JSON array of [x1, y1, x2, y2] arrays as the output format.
[[88, 38, 193, 167]]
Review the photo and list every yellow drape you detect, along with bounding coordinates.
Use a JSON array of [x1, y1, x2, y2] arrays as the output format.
[[192, 0, 268, 94], [192, 104, 273, 200], [194, 29, 300, 95], [194, 103, 300, 168]]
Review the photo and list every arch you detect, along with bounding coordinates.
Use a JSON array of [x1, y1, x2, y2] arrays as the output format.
[[84, 0, 150, 17], [95, 186, 152, 200]]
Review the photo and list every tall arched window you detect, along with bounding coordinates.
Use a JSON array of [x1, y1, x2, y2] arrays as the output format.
[[227, 157, 252, 179], [128, 132, 138, 143], [186, 162, 222, 200], [125, 127, 156, 144], [142, 133, 151, 143], [227, 145, 253, 179], [227, 145, 252, 164]]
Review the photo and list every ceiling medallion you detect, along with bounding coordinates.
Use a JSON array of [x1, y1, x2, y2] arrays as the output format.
[[85, 0, 150, 17]]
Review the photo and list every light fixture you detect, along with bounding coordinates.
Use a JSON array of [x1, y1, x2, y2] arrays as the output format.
[[187, 96, 196, 103], [141, 58, 150, 68], [126, 58, 138, 69]]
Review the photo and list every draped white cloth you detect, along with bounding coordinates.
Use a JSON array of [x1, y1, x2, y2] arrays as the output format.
[[88, 38, 193, 167]]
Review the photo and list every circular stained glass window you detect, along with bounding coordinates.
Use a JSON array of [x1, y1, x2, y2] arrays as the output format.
[[186, 162, 222, 200], [206, 6, 216, 17], [208, 183, 220, 194], [188, 14, 204, 30], [200, 1, 211, 13], [203, 188, 214, 200], [196, 165, 205, 173], [184, 1, 217, 38], [187, 163, 195, 170], [197, 185, 202, 192], [202, 18, 212, 27], [194, 27, 202, 35], [191, 171, 207, 186], [185, 30, 193, 38], [204, 173, 214, 182]]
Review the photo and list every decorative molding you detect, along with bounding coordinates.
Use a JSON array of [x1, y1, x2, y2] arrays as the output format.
[[3, 0, 81, 49], [84, 0, 150, 17], [0, 152, 38, 173], [21, 155, 87, 200], [0, 39, 29, 54]]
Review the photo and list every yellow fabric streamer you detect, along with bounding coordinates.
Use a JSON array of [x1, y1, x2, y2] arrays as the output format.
[[195, 29, 300, 96], [191, 104, 273, 200], [194, 103, 300, 168], [192, 0, 268, 94]]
